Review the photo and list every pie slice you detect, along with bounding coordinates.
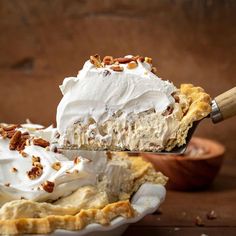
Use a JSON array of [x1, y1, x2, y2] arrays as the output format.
[[56, 55, 211, 152]]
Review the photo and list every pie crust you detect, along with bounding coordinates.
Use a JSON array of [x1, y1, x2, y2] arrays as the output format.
[[0, 200, 134, 235], [166, 84, 212, 150]]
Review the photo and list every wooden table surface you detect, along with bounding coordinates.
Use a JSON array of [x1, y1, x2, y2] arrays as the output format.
[[123, 157, 236, 236]]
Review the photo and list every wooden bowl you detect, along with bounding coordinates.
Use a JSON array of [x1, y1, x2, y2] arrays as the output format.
[[142, 137, 225, 191]]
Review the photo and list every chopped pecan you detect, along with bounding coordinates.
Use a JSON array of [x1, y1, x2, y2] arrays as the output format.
[[42, 180, 55, 193], [137, 56, 144, 62], [127, 61, 138, 69], [4, 183, 10, 187], [32, 155, 40, 164], [114, 57, 134, 64], [2, 124, 18, 131], [90, 54, 103, 68], [16, 138, 27, 151], [51, 162, 61, 171], [20, 150, 28, 157], [27, 166, 43, 180], [145, 57, 152, 64], [103, 56, 114, 65], [33, 138, 50, 148], [9, 131, 22, 150], [74, 156, 81, 164], [33, 162, 43, 169], [110, 65, 124, 72], [6, 130, 17, 139]]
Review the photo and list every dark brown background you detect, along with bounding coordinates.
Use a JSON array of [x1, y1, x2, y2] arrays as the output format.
[[0, 0, 235, 160]]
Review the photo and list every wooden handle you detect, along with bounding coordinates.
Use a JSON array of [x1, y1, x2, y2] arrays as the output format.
[[215, 87, 236, 121]]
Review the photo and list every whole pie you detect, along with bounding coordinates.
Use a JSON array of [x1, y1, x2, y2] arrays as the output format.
[[0, 124, 167, 234], [57, 55, 211, 152]]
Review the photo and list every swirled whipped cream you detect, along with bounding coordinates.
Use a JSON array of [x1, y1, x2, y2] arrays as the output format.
[[56, 55, 188, 151]]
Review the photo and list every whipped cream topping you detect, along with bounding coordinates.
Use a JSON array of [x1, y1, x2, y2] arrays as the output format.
[[0, 125, 133, 206], [0, 137, 96, 204], [57, 56, 177, 135]]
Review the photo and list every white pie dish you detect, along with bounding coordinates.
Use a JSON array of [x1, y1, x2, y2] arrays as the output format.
[[36, 183, 165, 236]]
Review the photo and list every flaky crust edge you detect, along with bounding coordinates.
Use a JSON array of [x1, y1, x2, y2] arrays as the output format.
[[0, 200, 134, 235], [166, 83, 212, 150]]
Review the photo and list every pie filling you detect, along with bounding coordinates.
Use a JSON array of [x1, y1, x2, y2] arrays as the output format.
[[56, 55, 211, 151]]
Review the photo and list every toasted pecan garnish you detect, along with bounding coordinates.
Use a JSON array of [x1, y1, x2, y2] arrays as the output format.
[[42, 180, 55, 193], [2, 124, 18, 131], [137, 56, 145, 62], [20, 150, 28, 157], [33, 138, 50, 148], [32, 155, 40, 164], [9, 131, 22, 150], [110, 65, 124, 72], [73, 156, 81, 164], [27, 166, 43, 180], [103, 56, 114, 65], [51, 162, 61, 171], [114, 57, 134, 64], [127, 61, 138, 69], [90, 54, 103, 68], [145, 57, 152, 64]]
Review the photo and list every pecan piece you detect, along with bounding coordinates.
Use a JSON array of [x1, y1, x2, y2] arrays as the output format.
[[51, 162, 61, 171], [27, 166, 43, 180], [145, 57, 152, 64], [110, 65, 124, 72], [33, 138, 50, 148], [90, 54, 103, 68], [127, 61, 138, 69], [137, 56, 145, 62], [9, 131, 22, 150], [103, 56, 114, 65], [42, 180, 55, 193], [2, 124, 18, 131], [114, 57, 134, 64], [32, 155, 41, 164], [74, 156, 81, 164]]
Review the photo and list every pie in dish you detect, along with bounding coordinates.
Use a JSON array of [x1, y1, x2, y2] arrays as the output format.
[[57, 55, 211, 152], [0, 124, 167, 234]]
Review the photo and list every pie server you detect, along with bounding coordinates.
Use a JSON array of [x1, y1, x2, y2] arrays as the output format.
[[58, 87, 236, 155]]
